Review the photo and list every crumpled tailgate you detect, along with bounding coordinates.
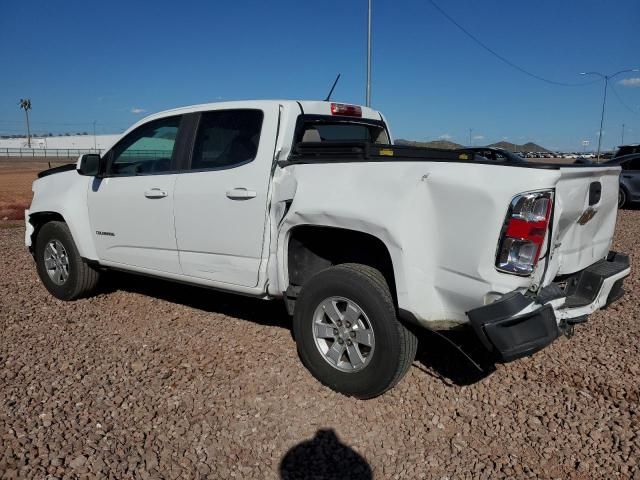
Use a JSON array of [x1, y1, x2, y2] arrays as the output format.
[[550, 166, 621, 276]]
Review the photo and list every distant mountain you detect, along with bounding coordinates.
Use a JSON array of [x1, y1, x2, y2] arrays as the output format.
[[488, 141, 551, 153], [396, 139, 550, 152], [395, 139, 464, 150]]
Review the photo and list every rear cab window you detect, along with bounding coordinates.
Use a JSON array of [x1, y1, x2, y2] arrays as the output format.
[[295, 115, 390, 145]]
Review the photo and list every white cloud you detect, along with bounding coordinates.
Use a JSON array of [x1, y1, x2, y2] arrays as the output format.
[[131, 107, 146, 114], [439, 134, 453, 140], [619, 77, 640, 87], [473, 135, 485, 140]]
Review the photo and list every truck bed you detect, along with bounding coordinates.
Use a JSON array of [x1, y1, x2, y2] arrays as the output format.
[[284, 142, 612, 170]]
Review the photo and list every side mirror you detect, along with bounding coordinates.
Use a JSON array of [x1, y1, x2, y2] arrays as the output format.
[[78, 153, 101, 176]]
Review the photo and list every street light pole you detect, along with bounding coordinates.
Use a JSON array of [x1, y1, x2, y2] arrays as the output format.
[[366, 0, 372, 107], [596, 76, 608, 161], [580, 68, 639, 162], [92, 120, 97, 151]]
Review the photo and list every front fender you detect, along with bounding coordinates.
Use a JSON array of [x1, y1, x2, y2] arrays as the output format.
[[28, 171, 98, 260]]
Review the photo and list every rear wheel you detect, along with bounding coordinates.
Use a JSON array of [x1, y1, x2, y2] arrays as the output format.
[[293, 263, 417, 399], [618, 187, 627, 208], [35, 221, 100, 300]]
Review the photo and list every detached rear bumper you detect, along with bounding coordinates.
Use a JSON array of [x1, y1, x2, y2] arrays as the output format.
[[467, 251, 630, 362]]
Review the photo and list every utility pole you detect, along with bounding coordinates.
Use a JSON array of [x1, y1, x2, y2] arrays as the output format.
[[366, 0, 372, 107], [469, 128, 473, 146], [580, 68, 639, 162]]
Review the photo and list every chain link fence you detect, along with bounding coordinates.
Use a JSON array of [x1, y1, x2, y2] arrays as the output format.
[[0, 148, 101, 158]]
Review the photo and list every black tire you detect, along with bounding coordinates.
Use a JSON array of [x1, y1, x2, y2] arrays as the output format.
[[35, 221, 100, 301], [293, 263, 417, 399], [618, 187, 627, 208]]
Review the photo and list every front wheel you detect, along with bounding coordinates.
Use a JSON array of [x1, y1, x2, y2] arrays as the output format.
[[35, 221, 101, 300], [293, 263, 417, 399]]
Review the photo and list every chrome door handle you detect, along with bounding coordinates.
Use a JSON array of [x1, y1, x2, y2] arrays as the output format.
[[144, 188, 168, 198], [226, 188, 257, 200]]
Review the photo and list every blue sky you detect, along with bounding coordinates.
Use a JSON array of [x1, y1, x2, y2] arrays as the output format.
[[1, 0, 639, 150]]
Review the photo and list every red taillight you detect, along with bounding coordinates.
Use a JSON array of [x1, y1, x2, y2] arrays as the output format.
[[330, 103, 362, 117], [496, 191, 553, 275]]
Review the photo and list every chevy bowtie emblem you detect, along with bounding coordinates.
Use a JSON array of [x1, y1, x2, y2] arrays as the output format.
[[577, 207, 597, 225]]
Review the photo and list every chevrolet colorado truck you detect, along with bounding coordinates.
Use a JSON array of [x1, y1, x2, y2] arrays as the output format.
[[25, 100, 630, 398]]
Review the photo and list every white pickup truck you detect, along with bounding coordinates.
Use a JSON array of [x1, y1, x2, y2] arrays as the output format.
[[26, 100, 630, 398]]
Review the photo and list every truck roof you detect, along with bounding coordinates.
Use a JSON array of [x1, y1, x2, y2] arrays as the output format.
[[136, 100, 384, 126]]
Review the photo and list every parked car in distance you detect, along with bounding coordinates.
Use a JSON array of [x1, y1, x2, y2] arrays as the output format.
[[25, 100, 630, 398], [608, 153, 640, 207], [464, 147, 526, 163], [613, 144, 640, 159]]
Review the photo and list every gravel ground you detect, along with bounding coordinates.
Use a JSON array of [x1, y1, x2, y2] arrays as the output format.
[[1, 210, 639, 480]]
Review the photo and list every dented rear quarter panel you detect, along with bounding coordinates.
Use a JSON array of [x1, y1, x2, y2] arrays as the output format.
[[275, 161, 570, 326]]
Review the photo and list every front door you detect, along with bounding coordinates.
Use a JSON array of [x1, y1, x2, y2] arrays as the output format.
[[88, 115, 184, 274], [173, 105, 279, 287]]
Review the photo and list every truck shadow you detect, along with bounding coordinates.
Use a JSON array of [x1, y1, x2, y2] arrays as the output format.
[[104, 272, 495, 386], [102, 271, 292, 331], [412, 327, 496, 386]]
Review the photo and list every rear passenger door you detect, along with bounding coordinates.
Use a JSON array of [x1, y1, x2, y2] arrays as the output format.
[[173, 105, 280, 287]]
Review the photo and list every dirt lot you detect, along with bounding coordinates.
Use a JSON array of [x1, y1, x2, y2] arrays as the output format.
[[0, 161, 639, 479], [0, 159, 71, 220]]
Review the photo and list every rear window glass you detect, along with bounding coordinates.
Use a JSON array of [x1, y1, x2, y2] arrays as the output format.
[[191, 109, 263, 170], [298, 120, 389, 144]]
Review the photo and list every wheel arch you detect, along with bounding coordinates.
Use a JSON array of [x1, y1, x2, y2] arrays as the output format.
[[28, 209, 98, 260], [282, 224, 404, 312], [28, 211, 66, 252], [618, 182, 630, 207]]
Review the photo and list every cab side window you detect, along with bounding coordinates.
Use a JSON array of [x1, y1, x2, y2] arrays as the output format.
[[109, 116, 181, 175], [190, 110, 263, 170], [624, 158, 640, 170]]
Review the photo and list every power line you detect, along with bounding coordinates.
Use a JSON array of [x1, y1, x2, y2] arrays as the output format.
[[610, 83, 640, 116], [427, 0, 602, 88]]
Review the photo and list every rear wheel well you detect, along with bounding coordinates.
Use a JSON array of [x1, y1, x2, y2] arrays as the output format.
[[286, 225, 397, 311]]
